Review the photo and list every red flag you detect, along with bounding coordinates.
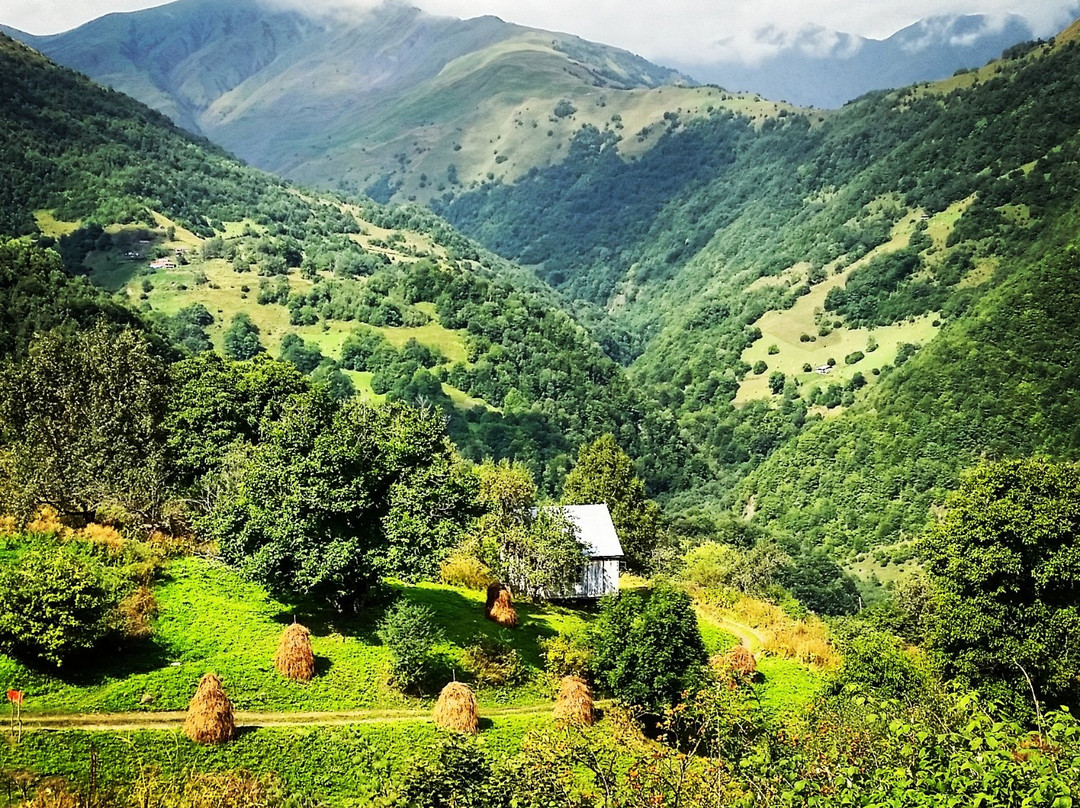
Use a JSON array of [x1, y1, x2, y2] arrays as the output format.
[[7, 690, 23, 705]]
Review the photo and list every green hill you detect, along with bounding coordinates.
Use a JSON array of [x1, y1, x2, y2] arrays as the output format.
[[0, 31, 689, 492], [436, 31, 1080, 552]]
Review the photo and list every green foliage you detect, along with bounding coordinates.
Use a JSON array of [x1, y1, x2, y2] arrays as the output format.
[[589, 582, 707, 710], [0, 542, 122, 667], [461, 633, 525, 687], [377, 599, 442, 692], [205, 397, 473, 606], [828, 627, 931, 702], [561, 434, 662, 572], [541, 631, 593, 679], [222, 312, 265, 361], [0, 239, 146, 361], [473, 461, 586, 599], [781, 549, 859, 616], [0, 322, 170, 520], [921, 456, 1080, 713]]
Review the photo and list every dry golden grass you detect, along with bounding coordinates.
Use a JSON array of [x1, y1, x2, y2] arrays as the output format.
[[183, 673, 235, 745], [722, 645, 758, 677], [117, 585, 159, 641], [731, 597, 839, 669], [433, 681, 479, 734], [274, 622, 316, 682], [553, 675, 595, 726]]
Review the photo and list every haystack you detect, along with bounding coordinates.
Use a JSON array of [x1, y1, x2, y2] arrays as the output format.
[[485, 584, 518, 628], [183, 673, 235, 744], [724, 645, 757, 677], [553, 675, 595, 726], [433, 681, 479, 734], [274, 622, 315, 681]]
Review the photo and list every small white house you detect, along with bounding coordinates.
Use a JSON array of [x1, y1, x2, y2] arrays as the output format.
[[549, 503, 624, 600]]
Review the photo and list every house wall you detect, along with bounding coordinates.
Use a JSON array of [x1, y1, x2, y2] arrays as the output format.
[[572, 558, 620, 599]]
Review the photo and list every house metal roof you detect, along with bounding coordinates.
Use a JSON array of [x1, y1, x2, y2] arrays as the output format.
[[557, 504, 624, 559]]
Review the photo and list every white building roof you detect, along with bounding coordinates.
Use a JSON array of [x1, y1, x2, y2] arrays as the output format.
[[557, 503, 624, 558]]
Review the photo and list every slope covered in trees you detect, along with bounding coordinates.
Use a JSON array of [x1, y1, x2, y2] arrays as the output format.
[[0, 33, 688, 492]]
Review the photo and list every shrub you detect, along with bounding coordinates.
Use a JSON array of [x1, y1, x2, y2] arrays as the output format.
[[844, 350, 865, 365], [590, 582, 707, 710], [542, 631, 594, 679], [377, 600, 442, 691], [752, 360, 768, 375], [0, 544, 122, 667], [461, 634, 525, 686]]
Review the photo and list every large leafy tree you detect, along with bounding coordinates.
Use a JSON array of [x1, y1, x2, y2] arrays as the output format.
[[589, 582, 707, 710], [0, 322, 169, 522], [472, 460, 585, 599], [205, 395, 474, 607], [921, 457, 1080, 714], [562, 434, 662, 572]]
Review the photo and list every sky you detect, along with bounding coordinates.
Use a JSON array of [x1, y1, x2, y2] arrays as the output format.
[[3, 0, 1077, 64]]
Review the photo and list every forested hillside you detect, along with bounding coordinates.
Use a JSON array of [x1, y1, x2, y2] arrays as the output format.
[[0, 33, 691, 493], [439, 31, 1080, 553]]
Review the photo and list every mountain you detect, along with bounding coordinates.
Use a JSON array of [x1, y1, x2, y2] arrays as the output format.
[[671, 13, 1038, 108], [5, 0, 736, 203], [0, 31, 692, 493], [436, 25, 1080, 556]]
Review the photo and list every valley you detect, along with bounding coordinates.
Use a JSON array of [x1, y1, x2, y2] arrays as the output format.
[[0, 2, 1079, 805]]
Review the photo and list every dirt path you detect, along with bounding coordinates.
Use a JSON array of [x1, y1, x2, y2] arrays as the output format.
[[717, 618, 766, 653], [17, 701, 611, 733]]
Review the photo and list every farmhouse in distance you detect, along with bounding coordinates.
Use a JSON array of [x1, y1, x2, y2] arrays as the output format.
[[549, 503, 624, 600]]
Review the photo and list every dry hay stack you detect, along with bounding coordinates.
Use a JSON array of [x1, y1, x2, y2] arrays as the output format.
[[183, 673, 235, 744], [274, 622, 316, 681], [433, 681, 479, 734], [554, 675, 595, 726], [724, 645, 757, 677], [485, 584, 518, 628]]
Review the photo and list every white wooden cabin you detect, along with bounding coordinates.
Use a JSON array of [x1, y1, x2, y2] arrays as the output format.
[[550, 503, 624, 600]]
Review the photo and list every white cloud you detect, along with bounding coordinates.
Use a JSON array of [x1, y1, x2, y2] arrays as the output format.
[[2, 0, 1076, 62]]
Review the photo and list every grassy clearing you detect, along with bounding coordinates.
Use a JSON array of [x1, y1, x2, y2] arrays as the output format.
[[736, 211, 943, 403], [33, 209, 81, 237], [0, 556, 591, 716], [0, 716, 547, 806], [755, 656, 823, 715]]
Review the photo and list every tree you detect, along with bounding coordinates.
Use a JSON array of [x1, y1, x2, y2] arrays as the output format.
[[589, 582, 707, 710], [562, 435, 662, 572], [0, 323, 169, 521], [921, 457, 1080, 714], [473, 460, 586, 599], [222, 313, 264, 361], [205, 397, 472, 608], [0, 545, 122, 667]]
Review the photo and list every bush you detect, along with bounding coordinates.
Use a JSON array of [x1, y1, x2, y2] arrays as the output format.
[[440, 553, 496, 590], [461, 634, 525, 686], [844, 350, 865, 365], [0, 544, 123, 667], [542, 631, 593, 679], [590, 582, 707, 710], [377, 600, 442, 691]]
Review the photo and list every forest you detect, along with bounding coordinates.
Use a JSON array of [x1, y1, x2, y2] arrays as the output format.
[[0, 19, 1079, 808]]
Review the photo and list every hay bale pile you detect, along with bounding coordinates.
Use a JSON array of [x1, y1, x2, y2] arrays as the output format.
[[485, 582, 518, 628], [183, 673, 235, 744], [553, 675, 595, 726], [433, 681, 479, 734], [274, 622, 316, 681]]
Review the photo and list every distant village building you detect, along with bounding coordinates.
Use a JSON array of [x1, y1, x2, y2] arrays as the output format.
[[815, 365, 832, 374], [546, 504, 624, 600], [149, 257, 176, 269]]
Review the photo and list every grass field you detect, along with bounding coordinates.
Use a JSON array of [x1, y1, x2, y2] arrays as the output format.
[[0, 556, 589, 716], [736, 208, 943, 404]]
